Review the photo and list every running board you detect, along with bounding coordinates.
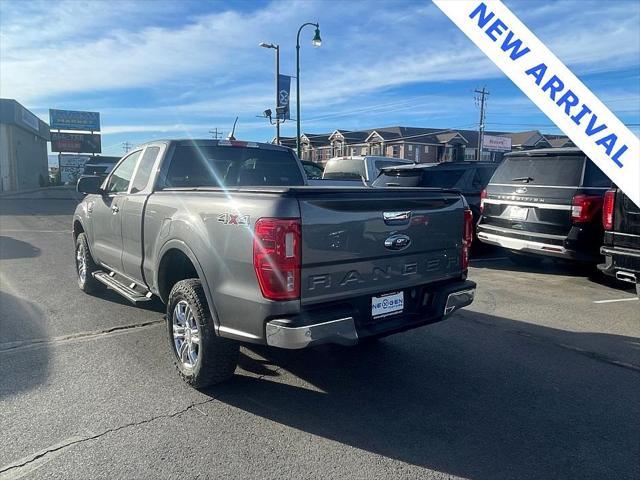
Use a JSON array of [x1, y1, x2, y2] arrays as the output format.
[[93, 271, 153, 304]]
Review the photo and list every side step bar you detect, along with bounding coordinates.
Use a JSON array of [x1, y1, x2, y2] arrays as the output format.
[[93, 271, 153, 304]]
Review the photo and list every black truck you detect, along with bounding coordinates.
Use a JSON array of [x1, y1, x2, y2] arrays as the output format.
[[598, 188, 640, 297]]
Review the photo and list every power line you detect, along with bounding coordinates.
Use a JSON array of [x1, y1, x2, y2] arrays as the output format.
[[209, 128, 223, 139], [122, 141, 133, 153]]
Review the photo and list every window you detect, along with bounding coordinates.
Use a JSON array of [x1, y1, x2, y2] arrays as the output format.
[[583, 160, 612, 187], [419, 169, 466, 188], [392, 145, 400, 158], [163, 144, 304, 188], [491, 155, 584, 186], [361, 147, 367, 155], [408, 145, 413, 152], [322, 158, 366, 180], [130, 146, 160, 193], [106, 150, 142, 193], [424, 146, 429, 153]]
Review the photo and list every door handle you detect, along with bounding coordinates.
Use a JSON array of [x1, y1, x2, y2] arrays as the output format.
[[111, 205, 120, 213]]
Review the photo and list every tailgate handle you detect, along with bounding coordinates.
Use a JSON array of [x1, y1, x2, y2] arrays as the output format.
[[383, 211, 411, 225]]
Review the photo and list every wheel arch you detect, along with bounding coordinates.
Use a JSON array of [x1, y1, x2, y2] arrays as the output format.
[[155, 240, 220, 331]]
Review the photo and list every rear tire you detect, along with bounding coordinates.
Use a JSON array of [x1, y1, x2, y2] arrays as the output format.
[[507, 252, 543, 267], [167, 279, 239, 388], [75, 233, 100, 294]]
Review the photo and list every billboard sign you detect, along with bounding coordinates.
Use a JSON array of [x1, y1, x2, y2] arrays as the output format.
[[483, 134, 512, 152], [49, 109, 100, 131], [51, 132, 102, 153]]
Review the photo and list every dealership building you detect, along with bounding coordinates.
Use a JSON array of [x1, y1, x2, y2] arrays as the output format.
[[0, 99, 50, 193]]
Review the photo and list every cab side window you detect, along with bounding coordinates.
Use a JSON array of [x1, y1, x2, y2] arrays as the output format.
[[106, 151, 142, 194], [130, 147, 160, 193]]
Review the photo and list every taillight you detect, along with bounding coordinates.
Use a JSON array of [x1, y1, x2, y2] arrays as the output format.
[[462, 209, 473, 271], [602, 189, 616, 230], [571, 194, 603, 224], [479, 189, 487, 214], [253, 218, 301, 300]]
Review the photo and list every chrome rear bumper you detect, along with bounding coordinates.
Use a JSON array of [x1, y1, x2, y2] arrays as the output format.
[[265, 317, 358, 349], [265, 284, 476, 349]]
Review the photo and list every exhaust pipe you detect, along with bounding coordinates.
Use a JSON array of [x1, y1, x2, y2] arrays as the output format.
[[615, 271, 637, 284]]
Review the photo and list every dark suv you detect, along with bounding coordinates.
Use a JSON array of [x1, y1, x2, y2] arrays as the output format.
[[598, 188, 640, 297], [373, 161, 499, 226], [477, 148, 611, 265]]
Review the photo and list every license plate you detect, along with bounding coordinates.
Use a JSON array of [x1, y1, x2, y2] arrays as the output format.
[[371, 291, 404, 318], [508, 205, 529, 221]]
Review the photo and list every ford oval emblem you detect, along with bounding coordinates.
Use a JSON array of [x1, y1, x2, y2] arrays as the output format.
[[384, 234, 411, 251]]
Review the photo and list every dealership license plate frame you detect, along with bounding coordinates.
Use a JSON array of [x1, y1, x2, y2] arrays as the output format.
[[371, 291, 404, 319], [508, 205, 529, 221]]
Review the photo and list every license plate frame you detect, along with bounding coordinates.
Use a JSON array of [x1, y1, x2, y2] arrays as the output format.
[[508, 205, 529, 221], [371, 291, 404, 319]]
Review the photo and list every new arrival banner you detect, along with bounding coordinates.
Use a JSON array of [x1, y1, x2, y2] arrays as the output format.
[[433, 0, 640, 207]]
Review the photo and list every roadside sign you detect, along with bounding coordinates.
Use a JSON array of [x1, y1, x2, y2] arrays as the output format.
[[49, 109, 100, 131], [59, 154, 91, 184], [51, 132, 101, 153], [483, 135, 511, 152]]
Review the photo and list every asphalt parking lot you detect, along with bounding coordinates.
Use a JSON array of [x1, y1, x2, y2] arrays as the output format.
[[1, 187, 638, 480]]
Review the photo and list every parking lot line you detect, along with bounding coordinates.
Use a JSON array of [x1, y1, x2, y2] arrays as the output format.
[[593, 297, 639, 304]]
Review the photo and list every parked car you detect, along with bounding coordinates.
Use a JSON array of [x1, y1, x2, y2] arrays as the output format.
[[373, 161, 499, 228], [321, 155, 412, 185], [300, 160, 324, 179], [598, 188, 640, 297], [82, 156, 120, 177], [477, 147, 612, 265], [73, 139, 476, 388]]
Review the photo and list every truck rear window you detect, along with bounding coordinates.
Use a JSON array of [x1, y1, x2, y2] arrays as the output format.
[[322, 159, 365, 180], [490, 155, 584, 187], [163, 145, 304, 188]]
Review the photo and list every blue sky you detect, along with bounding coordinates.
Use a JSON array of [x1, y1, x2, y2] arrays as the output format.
[[1, 0, 639, 156]]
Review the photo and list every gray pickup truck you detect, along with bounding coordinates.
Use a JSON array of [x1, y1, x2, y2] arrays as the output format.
[[73, 139, 475, 387]]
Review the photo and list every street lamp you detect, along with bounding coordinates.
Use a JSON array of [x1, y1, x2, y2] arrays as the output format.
[[259, 42, 281, 145], [296, 22, 322, 159]]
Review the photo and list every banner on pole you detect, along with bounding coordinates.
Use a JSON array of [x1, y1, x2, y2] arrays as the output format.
[[277, 75, 291, 120], [432, 0, 639, 206]]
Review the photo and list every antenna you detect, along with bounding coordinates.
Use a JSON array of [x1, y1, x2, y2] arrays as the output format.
[[227, 117, 239, 141]]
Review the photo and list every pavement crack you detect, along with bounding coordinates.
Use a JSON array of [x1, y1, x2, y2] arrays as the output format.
[[0, 320, 164, 354], [0, 397, 218, 477]]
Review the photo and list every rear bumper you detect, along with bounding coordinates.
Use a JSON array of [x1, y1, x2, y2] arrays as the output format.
[[265, 280, 476, 349], [477, 226, 598, 262], [598, 245, 640, 283]]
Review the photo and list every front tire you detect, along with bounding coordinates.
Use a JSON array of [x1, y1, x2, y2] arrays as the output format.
[[75, 232, 100, 293], [167, 279, 239, 388]]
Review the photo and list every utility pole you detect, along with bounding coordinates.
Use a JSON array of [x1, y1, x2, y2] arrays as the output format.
[[209, 128, 223, 139], [474, 86, 489, 161], [122, 141, 132, 153]]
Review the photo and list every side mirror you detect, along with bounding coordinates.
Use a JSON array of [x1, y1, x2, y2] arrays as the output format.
[[77, 175, 103, 195]]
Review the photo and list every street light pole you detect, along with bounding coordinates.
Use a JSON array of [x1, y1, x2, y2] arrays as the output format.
[[259, 42, 281, 144], [296, 22, 321, 159]]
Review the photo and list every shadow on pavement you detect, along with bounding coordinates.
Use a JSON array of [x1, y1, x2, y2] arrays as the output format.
[[0, 291, 50, 398], [209, 312, 640, 480], [0, 236, 41, 260], [471, 254, 636, 294]]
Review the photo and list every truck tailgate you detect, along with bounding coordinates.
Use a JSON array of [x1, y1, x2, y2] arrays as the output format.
[[296, 188, 464, 305]]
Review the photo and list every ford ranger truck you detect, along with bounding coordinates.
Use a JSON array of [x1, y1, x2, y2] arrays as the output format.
[[73, 139, 475, 388]]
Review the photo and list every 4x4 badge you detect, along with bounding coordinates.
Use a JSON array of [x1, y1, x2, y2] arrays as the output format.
[[217, 213, 250, 226]]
